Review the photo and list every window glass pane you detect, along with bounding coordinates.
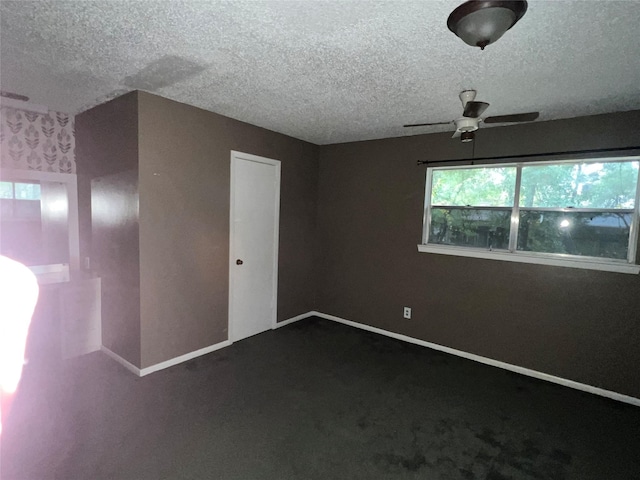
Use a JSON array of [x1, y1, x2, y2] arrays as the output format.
[[429, 207, 511, 249], [431, 167, 516, 207], [0, 181, 13, 199], [520, 161, 639, 209], [14, 182, 41, 200], [517, 211, 632, 260]]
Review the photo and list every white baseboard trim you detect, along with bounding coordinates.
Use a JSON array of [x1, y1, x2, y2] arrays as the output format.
[[274, 311, 316, 329], [110, 312, 310, 376], [101, 340, 232, 377], [139, 340, 232, 377], [100, 311, 639, 406], [100, 346, 141, 376], [308, 311, 640, 408]]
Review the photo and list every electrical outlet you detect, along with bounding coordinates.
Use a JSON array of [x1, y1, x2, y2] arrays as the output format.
[[403, 307, 411, 319]]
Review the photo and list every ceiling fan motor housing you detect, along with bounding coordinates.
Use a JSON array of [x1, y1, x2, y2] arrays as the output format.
[[455, 117, 479, 132], [459, 89, 477, 107]]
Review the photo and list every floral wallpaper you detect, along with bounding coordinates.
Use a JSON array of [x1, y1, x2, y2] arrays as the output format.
[[0, 106, 76, 173]]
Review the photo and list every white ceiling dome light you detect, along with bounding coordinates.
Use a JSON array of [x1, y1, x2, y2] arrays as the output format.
[[447, 0, 528, 50]]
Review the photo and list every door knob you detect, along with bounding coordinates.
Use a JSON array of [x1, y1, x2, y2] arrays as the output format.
[[236, 259, 243, 265]]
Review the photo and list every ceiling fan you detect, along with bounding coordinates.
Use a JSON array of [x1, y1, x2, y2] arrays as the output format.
[[404, 90, 539, 142]]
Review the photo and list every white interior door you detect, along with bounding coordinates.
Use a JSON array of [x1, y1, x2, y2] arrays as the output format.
[[229, 151, 280, 342]]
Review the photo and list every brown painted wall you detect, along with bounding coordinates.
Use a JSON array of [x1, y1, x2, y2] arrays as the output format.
[[76, 91, 140, 263], [75, 92, 141, 366], [137, 92, 318, 368], [316, 110, 640, 398]]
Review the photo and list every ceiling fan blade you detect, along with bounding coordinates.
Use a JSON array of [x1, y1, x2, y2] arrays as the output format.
[[403, 121, 451, 128], [463, 101, 489, 118], [452, 130, 462, 138], [484, 112, 539, 124]]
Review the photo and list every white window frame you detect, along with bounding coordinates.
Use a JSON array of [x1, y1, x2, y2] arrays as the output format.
[[418, 156, 640, 275]]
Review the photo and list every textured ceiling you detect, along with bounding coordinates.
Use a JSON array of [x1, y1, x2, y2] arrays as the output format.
[[1, 0, 639, 145]]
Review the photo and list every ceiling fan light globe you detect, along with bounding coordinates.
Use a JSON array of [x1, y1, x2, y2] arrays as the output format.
[[461, 131, 475, 142]]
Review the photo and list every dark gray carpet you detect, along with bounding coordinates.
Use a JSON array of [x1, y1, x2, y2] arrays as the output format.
[[2, 317, 639, 479]]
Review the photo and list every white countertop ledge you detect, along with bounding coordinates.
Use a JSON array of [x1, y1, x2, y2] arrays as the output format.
[[417, 245, 640, 275]]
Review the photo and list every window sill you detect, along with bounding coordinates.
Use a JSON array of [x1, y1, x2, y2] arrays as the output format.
[[417, 245, 640, 275], [29, 263, 71, 284]]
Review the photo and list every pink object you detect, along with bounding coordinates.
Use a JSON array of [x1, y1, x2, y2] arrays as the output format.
[[0, 256, 39, 433]]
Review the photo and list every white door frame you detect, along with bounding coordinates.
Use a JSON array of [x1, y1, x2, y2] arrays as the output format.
[[228, 150, 281, 342]]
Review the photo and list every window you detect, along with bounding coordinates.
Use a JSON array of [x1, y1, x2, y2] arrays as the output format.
[[1, 181, 42, 200], [0, 181, 42, 219], [419, 157, 640, 274], [0, 169, 78, 284]]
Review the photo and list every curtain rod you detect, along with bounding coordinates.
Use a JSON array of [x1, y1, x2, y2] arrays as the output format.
[[416, 146, 640, 166]]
